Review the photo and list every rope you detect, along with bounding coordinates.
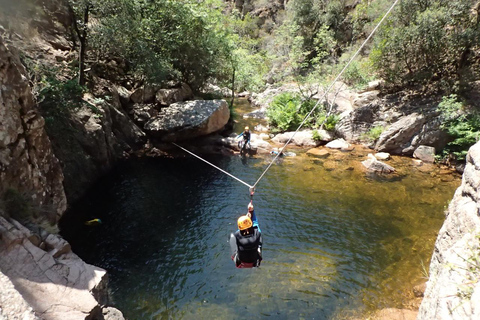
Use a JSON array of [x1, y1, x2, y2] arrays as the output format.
[[173, 0, 400, 192], [252, 0, 400, 189], [172, 142, 253, 189]]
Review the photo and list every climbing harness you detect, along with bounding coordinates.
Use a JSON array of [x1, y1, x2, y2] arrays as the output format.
[[173, 0, 400, 192]]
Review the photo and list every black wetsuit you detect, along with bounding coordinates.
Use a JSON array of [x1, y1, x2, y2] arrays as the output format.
[[243, 131, 251, 142], [234, 227, 262, 264]]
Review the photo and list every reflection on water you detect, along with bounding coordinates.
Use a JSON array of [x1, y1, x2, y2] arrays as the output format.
[[60, 148, 460, 320]]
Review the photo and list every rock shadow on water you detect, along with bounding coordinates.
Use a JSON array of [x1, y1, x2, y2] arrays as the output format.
[[365, 171, 406, 183]]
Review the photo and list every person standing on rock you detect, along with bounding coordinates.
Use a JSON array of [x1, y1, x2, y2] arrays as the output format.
[[237, 126, 251, 151], [229, 200, 263, 268]]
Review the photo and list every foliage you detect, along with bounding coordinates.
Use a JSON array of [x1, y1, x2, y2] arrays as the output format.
[[324, 114, 340, 131], [85, 0, 235, 91], [438, 94, 480, 160], [267, 92, 326, 132], [363, 125, 385, 142], [267, 93, 303, 132], [371, 0, 480, 90], [312, 129, 323, 141], [38, 68, 85, 123]]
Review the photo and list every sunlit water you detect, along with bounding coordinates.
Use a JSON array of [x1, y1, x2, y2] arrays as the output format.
[[60, 98, 461, 319], [60, 147, 460, 319]]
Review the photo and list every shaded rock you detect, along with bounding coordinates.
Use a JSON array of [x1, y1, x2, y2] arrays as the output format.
[[362, 154, 396, 173], [108, 104, 146, 146], [144, 100, 230, 142], [375, 152, 391, 160], [130, 103, 158, 126], [130, 85, 158, 104], [0, 35, 66, 221], [413, 282, 427, 298], [306, 148, 331, 158], [413, 145, 435, 163], [156, 83, 193, 106], [272, 130, 327, 147]]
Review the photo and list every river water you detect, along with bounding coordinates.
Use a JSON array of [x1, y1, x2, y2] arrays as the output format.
[[60, 101, 461, 320]]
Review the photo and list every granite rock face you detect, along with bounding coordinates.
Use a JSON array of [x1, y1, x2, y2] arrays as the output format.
[[144, 100, 230, 142], [0, 216, 125, 320], [418, 141, 480, 320], [0, 35, 66, 222]]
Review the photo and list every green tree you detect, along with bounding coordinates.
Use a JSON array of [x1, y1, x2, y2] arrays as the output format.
[[371, 0, 480, 90]]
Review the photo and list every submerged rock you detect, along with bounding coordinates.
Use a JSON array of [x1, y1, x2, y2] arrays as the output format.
[[413, 145, 436, 163], [306, 148, 331, 158], [362, 154, 396, 173]]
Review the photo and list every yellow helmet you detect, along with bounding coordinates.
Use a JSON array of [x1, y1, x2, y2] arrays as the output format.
[[238, 215, 252, 230], [245, 126, 249, 131]]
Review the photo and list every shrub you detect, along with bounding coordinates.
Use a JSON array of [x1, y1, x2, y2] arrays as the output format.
[[312, 129, 323, 141], [267, 92, 321, 132], [363, 125, 384, 142], [439, 95, 480, 160], [267, 93, 303, 132]]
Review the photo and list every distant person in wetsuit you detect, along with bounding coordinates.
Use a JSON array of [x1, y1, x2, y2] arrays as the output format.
[[270, 147, 284, 157], [237, 126, 251, 150], [230, 201, 262, 268]]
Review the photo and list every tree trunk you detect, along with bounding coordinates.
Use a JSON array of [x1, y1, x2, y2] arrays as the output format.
[[230, 67, 236, 108], [78, 5, 89, 86]]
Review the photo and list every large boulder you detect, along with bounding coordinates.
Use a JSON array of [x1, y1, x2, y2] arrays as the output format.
[[375, 113, 426, 155], [144, 100, 230, 142], [418, 141, 480, 319], [0, 216, 125, 320], [413, 145, 436, 163]]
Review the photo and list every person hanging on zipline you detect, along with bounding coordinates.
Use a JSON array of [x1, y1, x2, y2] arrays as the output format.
[[236, 126, 251, 151], [230, 199, 263, 268]]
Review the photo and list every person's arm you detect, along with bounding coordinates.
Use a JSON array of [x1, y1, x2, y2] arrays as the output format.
[[250, 209, 258, 226], [236, 132, 244, 139]]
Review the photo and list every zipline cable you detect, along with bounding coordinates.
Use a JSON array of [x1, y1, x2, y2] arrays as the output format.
[[252, 0, 400, 190], [172, 142, 253, 189], [173, 0, 400, 192]]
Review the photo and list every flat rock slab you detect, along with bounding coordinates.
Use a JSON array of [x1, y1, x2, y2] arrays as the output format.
[[306, 148, 331, 158]]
